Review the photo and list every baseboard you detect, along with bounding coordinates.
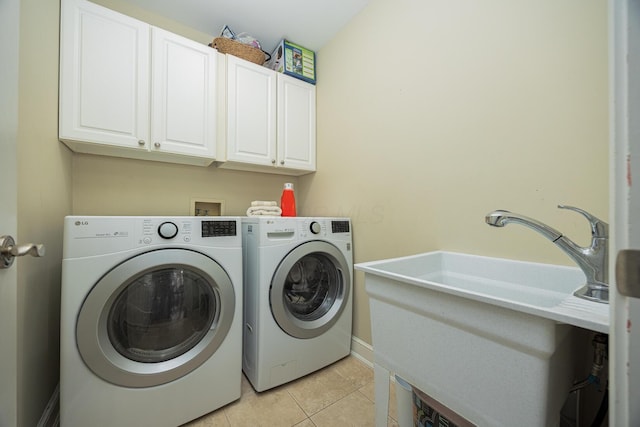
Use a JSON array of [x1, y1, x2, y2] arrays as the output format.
[[350, 336, 402, 385], [37, 383, 59, 427], [350, 335, 373, 367]]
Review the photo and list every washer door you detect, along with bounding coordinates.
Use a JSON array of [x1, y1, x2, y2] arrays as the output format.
[[76, 249, 235, 388], [270, 241, 350, 339]]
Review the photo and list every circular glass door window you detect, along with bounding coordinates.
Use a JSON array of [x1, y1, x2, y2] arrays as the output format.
[[270, 241, 351, 339], [107, 267, 217, 363], [283, 254, 340, 321], [77, 249, 236, 388]]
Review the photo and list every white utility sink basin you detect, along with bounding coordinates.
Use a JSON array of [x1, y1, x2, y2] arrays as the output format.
[[357, 250, 608, 333], [355, 251, 610, 427]]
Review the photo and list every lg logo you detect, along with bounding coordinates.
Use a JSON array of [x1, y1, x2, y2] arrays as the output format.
[[74, 221, 89, 226]]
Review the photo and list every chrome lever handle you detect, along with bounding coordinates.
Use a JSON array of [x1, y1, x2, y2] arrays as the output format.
[[0, 235, 45, 269], [9, 243, 45, 258], [558, 205, 609, 238]]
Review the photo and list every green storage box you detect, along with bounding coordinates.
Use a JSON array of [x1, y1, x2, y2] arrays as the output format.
[[267, 39, 316, 85]]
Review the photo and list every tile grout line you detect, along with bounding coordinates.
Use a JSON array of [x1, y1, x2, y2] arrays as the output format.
[[305, 388, 365, 425]]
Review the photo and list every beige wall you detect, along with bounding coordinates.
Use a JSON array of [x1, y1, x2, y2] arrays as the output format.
[[91, 0, 213, 44], [72, 155, 297, 215], [17, 0, 73, 425], [300, 0, 609, 343]]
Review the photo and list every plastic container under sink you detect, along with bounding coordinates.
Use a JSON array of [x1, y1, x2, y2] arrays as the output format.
[[394, 374, 413, 427]]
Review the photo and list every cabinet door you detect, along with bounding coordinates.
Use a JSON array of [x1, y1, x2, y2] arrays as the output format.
[[151, 27, 218, 158], [225, 55, 277, 166], [277, 74, 316, 171], [59, 0, 149, 149]]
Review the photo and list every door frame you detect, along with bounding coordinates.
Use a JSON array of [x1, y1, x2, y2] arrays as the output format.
[[0, 0, 20, 424], [610, 0, 640, 425]]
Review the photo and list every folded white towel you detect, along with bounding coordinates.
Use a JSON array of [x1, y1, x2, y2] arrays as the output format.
[[246, 206, 282, 217], [251, 200, 278, 207]]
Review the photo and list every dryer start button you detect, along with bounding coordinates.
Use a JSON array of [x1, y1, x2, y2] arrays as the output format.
[[158, 222, 179, 239]]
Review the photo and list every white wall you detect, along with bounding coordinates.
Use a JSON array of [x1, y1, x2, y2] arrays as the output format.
[[301, 0, 609, 343]]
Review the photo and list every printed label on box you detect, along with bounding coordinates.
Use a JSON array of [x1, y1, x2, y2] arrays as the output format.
[[267, 39, 316, 84]]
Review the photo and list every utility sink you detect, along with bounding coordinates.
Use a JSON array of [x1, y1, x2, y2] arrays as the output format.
[[355, 251, 609, 426], [357, 251, 608, 333]]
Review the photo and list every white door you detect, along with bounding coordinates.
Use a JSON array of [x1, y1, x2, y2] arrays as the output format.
[[610, 0, 640, 425], [74, 249, 235, 387], [0, 0, 20, 424], [59, 0, 150, 150], [225, 55, 277, 166], [151, 27, 218, 158], [270, 241, 351, 339], [277, 74, 316, 171]]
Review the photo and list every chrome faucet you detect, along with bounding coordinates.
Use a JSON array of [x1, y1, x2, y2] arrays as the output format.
[[485, 205, 609, 303]]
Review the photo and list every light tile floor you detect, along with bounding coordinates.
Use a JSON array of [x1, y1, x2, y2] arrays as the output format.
[[183, 356, 399, 427]]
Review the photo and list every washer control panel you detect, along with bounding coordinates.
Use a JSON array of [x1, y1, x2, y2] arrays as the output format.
[[201, 220, 237, 237], [63, 216, 242, 258], [143, 218, 239, 246], [147, 218, 239, 242], [142, 218, 193, 244]]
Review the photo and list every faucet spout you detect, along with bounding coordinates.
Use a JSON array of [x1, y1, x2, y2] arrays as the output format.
[[486, 210, 563, 241], [485, 205, 609, 303]]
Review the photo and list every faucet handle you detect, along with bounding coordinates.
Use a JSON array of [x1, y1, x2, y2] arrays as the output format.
[[558, 205, 609, 238]]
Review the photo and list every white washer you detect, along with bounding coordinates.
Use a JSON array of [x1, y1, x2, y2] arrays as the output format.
[[242, 217, 353, 392], [60, 216, 243, 427]]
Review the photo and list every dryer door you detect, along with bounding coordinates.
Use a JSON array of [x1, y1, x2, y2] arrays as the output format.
[[76, 248, 235, 388], [270, 241, 351, 339]]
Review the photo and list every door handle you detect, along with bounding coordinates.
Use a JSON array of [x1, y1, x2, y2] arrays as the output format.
[[616, 249, 640, 298], [1, 235, 45, 269]]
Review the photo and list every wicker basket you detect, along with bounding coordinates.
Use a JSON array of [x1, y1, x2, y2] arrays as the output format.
[[211, 37, 267, 65]]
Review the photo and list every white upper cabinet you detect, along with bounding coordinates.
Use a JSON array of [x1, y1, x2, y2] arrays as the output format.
[[59, 0, 316, 172], [277, 73, 316, 172], [59, 0, 220, 166], [59, 0, 150, 150], [219, 55, 316, 175], [223, 54, 277, 168], [150, 27, 218, 159]]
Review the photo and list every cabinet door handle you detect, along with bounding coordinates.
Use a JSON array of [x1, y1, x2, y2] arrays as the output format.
[[271, 159, 276, 164], [138, 140, 145, 146], [154, 142, 161, 149], [280, 160, 285, 165]]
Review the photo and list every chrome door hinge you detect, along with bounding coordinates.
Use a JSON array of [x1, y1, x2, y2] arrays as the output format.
[[616, 249, 640, 298]]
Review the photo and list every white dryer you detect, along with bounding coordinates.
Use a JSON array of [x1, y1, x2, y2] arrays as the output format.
[[60, 216, 243, 427], [242, 217, 353, 392]]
